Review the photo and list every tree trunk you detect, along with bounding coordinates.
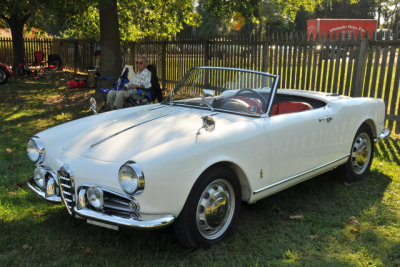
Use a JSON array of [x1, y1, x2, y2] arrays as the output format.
[[99, 0, 122, 88], [9, 19, 26, 69]]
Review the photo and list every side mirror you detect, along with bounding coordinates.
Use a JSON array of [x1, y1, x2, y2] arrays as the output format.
[[89, 97, 98, 115], [197, 116, 215, 135]]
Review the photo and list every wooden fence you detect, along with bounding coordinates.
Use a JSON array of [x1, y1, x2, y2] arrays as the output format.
[[0, 32, 399, 133]]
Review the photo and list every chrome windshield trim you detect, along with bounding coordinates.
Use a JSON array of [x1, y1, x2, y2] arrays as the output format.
[[27, 177, 62, 203], [253, 154, 350, 195], [74, 207, 175, 229]]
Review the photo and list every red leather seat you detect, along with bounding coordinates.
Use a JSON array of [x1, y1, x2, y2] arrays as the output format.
[[271, 101, 313, 116]]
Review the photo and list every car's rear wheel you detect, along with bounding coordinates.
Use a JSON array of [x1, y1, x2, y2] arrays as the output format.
[[343, 125, 374, 182], [0, 67, 8, 84], [174, 166, 241, 248]]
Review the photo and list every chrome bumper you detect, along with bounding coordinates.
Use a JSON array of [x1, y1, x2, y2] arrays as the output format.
[[27, 177, 175, 229], [377, 128, 390, 141], [74, 207, 175, 229], [27, 177, 62, 203]]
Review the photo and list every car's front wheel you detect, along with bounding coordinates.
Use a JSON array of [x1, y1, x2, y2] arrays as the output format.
[[343, 125, 374, 182], [174, 166, 241, 248]]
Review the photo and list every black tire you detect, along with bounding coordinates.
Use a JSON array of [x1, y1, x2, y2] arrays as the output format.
[[343, 125, 374, 182], [173, 166, 241, 248], [0, 67, 8, 84]]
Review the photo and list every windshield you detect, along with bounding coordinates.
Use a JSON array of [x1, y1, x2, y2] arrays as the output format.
[[166, 67, 277, 116]]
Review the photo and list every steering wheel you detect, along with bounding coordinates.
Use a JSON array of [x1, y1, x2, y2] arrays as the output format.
[[234, 89, 268, 113]]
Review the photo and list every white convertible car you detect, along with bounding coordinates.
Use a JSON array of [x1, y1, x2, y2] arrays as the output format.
[[27, 67, 390, 248]]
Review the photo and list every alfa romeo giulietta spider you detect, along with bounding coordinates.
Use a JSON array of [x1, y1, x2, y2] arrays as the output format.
[[26, 67, 390, 248]]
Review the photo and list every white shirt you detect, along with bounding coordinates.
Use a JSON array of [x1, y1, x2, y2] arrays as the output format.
[[128, 68, 151, 89]]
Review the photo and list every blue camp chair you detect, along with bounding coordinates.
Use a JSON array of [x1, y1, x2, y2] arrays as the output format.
[[97, 65, 134, 108]]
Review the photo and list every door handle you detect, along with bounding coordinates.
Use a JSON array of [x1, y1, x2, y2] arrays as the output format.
[[319, 117, 333, 123]]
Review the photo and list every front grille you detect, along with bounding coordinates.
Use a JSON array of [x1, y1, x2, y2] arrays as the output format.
[[58, 165, 75, 215], [103, 192, 139, 219]]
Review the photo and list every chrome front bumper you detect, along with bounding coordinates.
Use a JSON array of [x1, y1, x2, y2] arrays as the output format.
[[74, 207, 175, 229], [27, 177, 175, 229], [27, 177, 62, 203]]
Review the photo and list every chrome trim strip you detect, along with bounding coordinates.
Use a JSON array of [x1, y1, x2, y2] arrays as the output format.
[[27, 177, 62, 203], [90, 110, 182, 148], [74, 207, 175, 229], [253, 154, 350, 195]]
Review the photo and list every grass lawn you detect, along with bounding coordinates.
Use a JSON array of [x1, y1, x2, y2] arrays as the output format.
[[0, 72, 399, 266]]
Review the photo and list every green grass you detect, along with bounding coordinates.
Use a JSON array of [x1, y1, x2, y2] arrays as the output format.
[[0, 73, 399, 266]]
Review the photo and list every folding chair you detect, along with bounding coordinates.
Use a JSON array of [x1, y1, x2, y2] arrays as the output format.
[[97, 64, 135, 109]]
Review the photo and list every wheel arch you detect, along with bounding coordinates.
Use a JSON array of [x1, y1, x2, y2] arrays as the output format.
[[197, 161, 252, 202], [358, 119, 377, 139]]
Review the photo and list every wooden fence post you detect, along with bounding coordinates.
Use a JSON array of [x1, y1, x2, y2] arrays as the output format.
[[74, 40, 78, 73], [161, 40, 167, 89], [203, 39, 209, 66], [352, 31, 369, 97]]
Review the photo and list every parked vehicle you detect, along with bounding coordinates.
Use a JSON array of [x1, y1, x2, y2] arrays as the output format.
[[26, 67, 390, 248], [307, 19, 377, 40], [0, 63, 14, 84]]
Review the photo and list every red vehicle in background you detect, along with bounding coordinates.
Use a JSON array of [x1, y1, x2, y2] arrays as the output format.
[[307, 19, 377, 40], [0, 63, 14, 84]]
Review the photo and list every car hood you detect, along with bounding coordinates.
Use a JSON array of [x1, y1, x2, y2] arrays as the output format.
[[63, 105, 208, 162]]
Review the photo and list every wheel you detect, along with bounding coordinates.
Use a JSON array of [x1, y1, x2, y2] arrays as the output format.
[[0, 67, 8, 84], [174, 166, 241, 248], [343, 125, 374, 182]]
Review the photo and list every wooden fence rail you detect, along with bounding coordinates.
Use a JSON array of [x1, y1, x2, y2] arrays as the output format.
[[0, 32, 399, 133]]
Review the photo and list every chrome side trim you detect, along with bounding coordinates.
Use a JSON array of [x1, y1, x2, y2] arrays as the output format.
[[74, 207, 175, 229], [253, 154, 350, 195], [27, 177, 62, 203]]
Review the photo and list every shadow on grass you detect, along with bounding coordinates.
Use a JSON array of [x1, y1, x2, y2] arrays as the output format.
[[1, 169, 396, 266], [376, 137, 400, 166]]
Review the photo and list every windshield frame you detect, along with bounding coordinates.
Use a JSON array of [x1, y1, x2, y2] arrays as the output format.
[[164, 67, 279, 117]]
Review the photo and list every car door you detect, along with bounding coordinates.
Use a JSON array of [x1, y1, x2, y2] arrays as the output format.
[[262, 106, 334, 185]]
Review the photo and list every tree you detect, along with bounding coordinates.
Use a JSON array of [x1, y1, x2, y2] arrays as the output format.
[[99, 0, 122, 81], [0, 0, 45, 68]]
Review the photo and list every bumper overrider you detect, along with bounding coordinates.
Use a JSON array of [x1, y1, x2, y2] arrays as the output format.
[[26, 166, 175, 229]]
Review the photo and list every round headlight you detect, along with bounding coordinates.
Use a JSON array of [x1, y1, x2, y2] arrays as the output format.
[[27, 137, 45, 164], [119, 162, 145, 195], [34, 166, 47, 189], [86, 186, 103, 210]]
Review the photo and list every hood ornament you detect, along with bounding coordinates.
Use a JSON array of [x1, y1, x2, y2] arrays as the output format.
[[197, 116, 215, 135], [89, 97, 98, 115]]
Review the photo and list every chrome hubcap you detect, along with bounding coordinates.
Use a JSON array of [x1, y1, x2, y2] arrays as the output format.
[[351, 132, 371, 174], [196, 179, 235, 240]]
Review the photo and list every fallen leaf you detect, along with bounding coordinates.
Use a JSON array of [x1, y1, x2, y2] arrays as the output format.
[[8, 163, 21, 169], [348, 216, 360, 226], [343, 181, 352, 187], [8, 191, 17, 196], [33, 211, 44, 216], [289, 215, 304, 220], [5, 148, 12, 154], [22, 244, 30, 250], [57, 105, 62, 110]]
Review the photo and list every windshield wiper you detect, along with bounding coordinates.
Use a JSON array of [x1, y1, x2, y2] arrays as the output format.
[[189, 89, 215, 112]]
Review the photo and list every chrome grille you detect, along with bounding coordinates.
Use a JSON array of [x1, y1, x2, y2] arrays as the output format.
[[58, 165, 75, 215], [103, 192, 137, 218]]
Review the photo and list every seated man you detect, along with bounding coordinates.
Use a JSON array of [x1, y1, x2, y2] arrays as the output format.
[[107, 56, 152, 109]]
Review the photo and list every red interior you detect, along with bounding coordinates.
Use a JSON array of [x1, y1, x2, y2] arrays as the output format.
[[271, 101, 313, 116]]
